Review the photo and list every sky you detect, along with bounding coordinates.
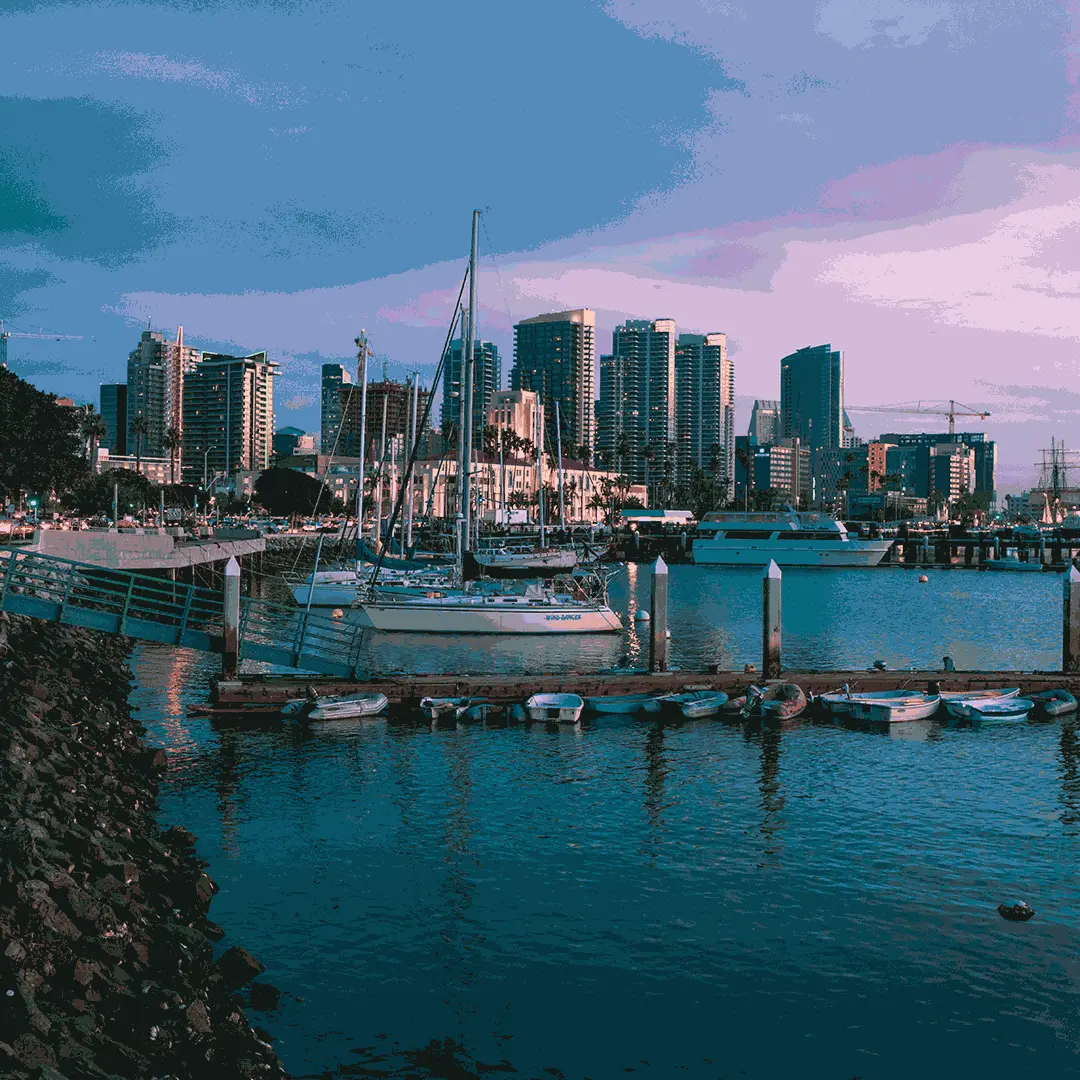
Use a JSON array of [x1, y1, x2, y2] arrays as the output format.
[[2, 0, 1080, 492]]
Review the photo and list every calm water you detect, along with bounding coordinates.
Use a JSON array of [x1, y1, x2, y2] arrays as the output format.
[[134, 568, 1080, 1078]]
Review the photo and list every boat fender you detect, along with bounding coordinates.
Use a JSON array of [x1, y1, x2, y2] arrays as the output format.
[[997, 901, 1035, 922], [508, 704, 527, 724], [332, 608, 344, 619], [918, 574, 929, 583]]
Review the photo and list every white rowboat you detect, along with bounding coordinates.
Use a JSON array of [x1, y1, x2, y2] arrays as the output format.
[[307, 692, 388, 721], [658, 690, 729, 719], [845, 694, 940, 724], [525, 693, 584, 724]]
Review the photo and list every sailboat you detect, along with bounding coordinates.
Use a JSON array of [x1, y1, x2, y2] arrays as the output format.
[[352, 211, 623, 636]]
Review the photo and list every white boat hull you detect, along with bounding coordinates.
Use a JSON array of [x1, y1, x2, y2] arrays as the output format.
[[290, 583, 358, 607], [693, 540, 892, 567], [846, 696, 940, 723], [353, 597, 622, 634]]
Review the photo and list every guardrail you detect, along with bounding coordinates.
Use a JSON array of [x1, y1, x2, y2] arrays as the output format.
[[0, 549, 365, 677]]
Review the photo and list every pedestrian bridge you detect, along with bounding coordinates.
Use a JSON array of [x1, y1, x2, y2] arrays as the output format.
[[0, 549, 364, 678]]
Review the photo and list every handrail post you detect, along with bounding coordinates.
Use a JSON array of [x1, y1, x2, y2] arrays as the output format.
[[119, 574, 136, 635], [0, 550, 19, 609], [762, 560, 782, 680], [222, 557, 240, 679], [177, 583, 195, 645], [1063, 566, 1080, 673]]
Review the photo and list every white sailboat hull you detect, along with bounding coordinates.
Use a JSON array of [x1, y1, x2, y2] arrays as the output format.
[[353, 597, 622, 634], [290, 583, 358, 607]]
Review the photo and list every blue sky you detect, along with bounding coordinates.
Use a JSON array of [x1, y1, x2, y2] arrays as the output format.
[[2, 0, 1078, 488]]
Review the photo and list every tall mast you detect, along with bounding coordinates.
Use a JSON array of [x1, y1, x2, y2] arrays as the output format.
[[354, 331, 369, 558], [375, 394, 388, 546], [499, 415, 505, 522], [555, 399, 566, 531], [454, 305, 467, 533], [461, 210, 480, 554], [536, 393, 546, 549], [406, 371, 419, 552]]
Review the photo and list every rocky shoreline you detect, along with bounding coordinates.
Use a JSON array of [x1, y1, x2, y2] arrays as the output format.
[[0, 614, 285, 1079]]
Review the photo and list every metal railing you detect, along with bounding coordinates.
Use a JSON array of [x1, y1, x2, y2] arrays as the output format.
[[0, 549, 365, 677]]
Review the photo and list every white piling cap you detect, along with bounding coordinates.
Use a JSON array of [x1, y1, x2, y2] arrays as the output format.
[[764, 559, 781, 579], [1070, 565, 1080, 583], [654, 555, 668, 575], [225, 556, 241, 576]]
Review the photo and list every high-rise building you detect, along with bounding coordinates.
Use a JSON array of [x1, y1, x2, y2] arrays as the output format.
[[751, 441, 812, 507], [780, 344, 844, 456], [487, 389, 543, 451], [181, 352, 278, 485], [339, 378, 431, 460], [440, 339, 501, 439], [674, 332, 733, 494], [879, 431, 996, 503], [511, 309, 595, 460], [99, 384, 127, 455], [321, 363, 352, 455], [596, 319, 676, 486], [125, 328, 200, 461], [748, 400, 780, 446]]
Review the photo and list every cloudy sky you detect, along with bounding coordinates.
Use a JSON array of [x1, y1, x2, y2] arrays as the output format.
[[2, 0, 1080, 490]]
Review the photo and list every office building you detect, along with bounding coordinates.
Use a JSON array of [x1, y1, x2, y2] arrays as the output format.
[[273, 426, 315, 459], [815, 440, 896, 509], [751, 441, 812, 507], [929, 442, 976, 502], [181, 352, 278, 485], [487, 389, 543, 450], [748, 400, 780, 446], [878, 431, 996, 503], [511, 309, 595, 459], [321, 364, 353, 455], [99, 384, 127, 455], [780, 344, 844, 456], [440, 339, 501, 439], [125, 327, 200, 461], [674, 332, 733, 494]]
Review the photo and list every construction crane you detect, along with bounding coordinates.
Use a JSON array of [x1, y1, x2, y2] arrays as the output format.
[[0, 319, 84, 368], [844, 399, 990, 436]]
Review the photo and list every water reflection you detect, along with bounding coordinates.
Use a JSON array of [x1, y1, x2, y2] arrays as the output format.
[[754, 726, 784, 866], [1060, 720, 1080, 833], [642, 724, 669, 853]]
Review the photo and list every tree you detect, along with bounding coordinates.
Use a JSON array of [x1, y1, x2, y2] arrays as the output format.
[[0, 367, 86, 503], [78, 406, 108, 472], [130, 413, 150, 476], [735, 444, 755, 512], [64, 468, 156, 517], [253, 467, 326, 517], [163, 426, 182, 485]]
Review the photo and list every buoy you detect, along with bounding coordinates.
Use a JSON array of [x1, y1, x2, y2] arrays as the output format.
[[331, 608, 344, 619], [634, 608, 650, 621], [665, 628, 671, 638], [918, 574, 929, 583]]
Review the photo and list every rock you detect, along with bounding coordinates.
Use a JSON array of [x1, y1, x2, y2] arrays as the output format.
[[186, 998, 212, 1035], [998, 900, 1036, 922], [200, 918, 226, 941], [216, 946, 265, 989], [250, 982, 281, 1011]]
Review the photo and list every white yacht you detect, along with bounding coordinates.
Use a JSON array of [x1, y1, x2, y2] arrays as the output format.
[[353, 582, 622, 634], [692, 511, 893, 568]]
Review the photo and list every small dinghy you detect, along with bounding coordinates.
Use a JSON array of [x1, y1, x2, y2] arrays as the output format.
[[1028, 689, 1078, 717], [525, 693, 585, 724], [307, 692, 388, 721], [420, 696, 473, 721], [998, 900, 1035, 921], [947, 695, 1034, 722], [586, 693, 661, 715], [658, 689, 729, 719], [742, 683, 807, 720], [818, 687, 929, 717], [939, 687, 1019, 705], [827, 687, 940, 724]]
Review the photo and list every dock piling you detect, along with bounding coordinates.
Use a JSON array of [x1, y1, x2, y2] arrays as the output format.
[[762, 560, 782, 679], [649, 555, 669, 673], [1064, 566, 1080, 673], [223, 556, 240, 679]]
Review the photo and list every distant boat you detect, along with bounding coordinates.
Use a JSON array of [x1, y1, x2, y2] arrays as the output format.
[[985, 557, 1043, 572], [468, 545, 578, 578], [657, 689, 729, 719], [525, 693, 584, 723], [585, 693, 661, 715]]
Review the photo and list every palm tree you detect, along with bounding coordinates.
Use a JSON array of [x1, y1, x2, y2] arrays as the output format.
[[131, 413, 150, 476], [78, 406, 108, 473], [735, 444, 754, 511], [163, 426, 182, 486]]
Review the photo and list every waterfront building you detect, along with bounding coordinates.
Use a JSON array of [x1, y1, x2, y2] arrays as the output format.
[[487, 389, 543, 450], [440, 339, 501, 439], [320, 364, 352, 455], [780, 344, 844, 456], [181, 352, 278, 486], [929, 442, 976, 502], [748, 399, 780, 447], [99, 384, 127, 455], [878, 431, 996, 504], [278, 453, 363, 507], [125, 327, 200, 462], [96, 449, 169, 487], [511, 309, 595, 460], [751, 441, 812, 508], [674, 332, 734, 494], [815, 440, 896, 510]]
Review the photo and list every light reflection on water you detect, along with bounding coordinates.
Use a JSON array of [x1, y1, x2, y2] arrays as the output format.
[[133, 624, 1080, 1079]]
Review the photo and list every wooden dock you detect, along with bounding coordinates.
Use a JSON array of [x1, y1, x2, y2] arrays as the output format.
[[209, 669, 1080, 714]]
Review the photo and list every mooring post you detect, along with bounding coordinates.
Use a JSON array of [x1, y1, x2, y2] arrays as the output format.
[[649, 555, 669, 673], [222, 556, 240, 680], [762, 559, 781, 679], [1064, 566, 1080, 673]]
